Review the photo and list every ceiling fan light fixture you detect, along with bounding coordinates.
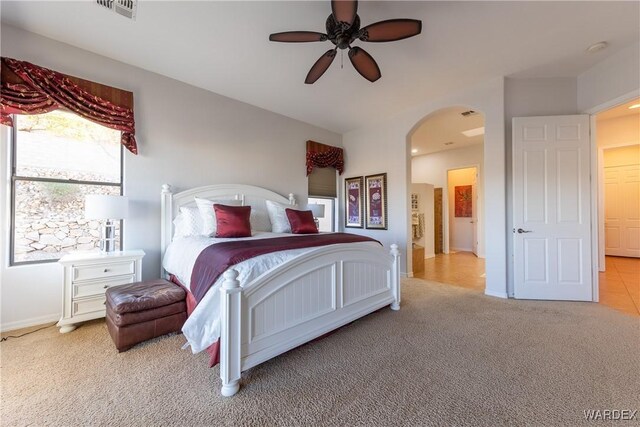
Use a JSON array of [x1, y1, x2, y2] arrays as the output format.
[[628, 104, 640, 109], [268, 0, 422, 84]]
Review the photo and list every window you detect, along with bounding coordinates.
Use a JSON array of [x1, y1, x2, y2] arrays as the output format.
[[308, 197, 335, 232], [308, 166, 338, 233], [11, 110, 122, 265]]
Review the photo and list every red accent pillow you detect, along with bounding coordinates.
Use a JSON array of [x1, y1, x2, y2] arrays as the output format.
[[214, 204, 252, 238], [285, 208, 318, 234]]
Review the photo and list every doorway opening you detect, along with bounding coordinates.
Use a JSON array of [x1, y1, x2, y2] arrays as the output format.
[[447, 167, 478, 254], [595, 97, 640, 316], [409, 106, 485, 291]]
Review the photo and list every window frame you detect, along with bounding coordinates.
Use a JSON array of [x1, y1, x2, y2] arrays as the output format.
[[9, 113, 124, 266], [307, 196, 336, 232]]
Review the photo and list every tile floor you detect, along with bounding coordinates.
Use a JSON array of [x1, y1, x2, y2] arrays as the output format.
[[416, 251, 485, 292], [416, 252, 639, 317], [599, 256, 640, 317]]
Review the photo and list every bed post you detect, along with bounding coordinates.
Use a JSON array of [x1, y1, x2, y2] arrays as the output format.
[[288, 193, 296, 205], [160, 184, 173, 278], [220, 269, 242, 397], [390, 244, 401, 311]]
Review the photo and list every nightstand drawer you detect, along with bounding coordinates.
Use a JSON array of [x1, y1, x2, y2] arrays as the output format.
[[73, 261, 136, 282], [73, 275, 135, 299], [58, 250, 144, 333], [72, 296, 106, 317]]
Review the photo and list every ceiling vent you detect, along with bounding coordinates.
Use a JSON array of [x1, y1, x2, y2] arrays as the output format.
[[96, 0, 137, 20], [460, 110, 477, 117]]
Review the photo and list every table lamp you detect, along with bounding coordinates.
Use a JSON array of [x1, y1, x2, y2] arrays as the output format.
[[308, 204, 325, 230], [85, 195, 129, 252]]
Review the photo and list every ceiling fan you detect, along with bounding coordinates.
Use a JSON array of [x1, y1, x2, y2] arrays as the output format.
[[269, 0, 422, 84]]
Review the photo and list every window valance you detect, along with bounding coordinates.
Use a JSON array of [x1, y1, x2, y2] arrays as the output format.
[[0, 57, 138, 155], [306, 140, 344, 176]]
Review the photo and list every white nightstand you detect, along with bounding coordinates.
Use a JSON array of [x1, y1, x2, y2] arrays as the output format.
[[57, 250, 145, 333]]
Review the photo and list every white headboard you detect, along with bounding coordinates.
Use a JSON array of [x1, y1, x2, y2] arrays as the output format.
[[160, 184, 296, 276]]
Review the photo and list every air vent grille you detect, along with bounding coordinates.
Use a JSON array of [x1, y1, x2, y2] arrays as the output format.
[[96, 0, 137, 20], [461, 110, 477, 117]]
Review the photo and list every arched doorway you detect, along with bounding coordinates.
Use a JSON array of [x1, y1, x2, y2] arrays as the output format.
[[407, 106, 486, 291]]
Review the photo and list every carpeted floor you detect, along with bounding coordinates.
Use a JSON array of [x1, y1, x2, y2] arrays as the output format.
[[1, 278, 639, 426]]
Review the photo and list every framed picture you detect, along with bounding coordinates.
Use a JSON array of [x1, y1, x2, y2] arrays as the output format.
[[365, 173, 387, 230], [345, 176, 364, 228], [454, 185, 472, 217]]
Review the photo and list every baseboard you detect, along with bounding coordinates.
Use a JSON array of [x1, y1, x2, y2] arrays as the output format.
[[401, 272, 412, 278], [484, 289, 508, 299], [451, 247, 473, 252], [1, 313, 59, 333]]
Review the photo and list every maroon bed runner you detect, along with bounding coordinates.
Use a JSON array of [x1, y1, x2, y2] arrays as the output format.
[[190, 233, 379, 303]]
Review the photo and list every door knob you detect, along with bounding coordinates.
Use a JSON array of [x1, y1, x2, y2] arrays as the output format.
[[517, 228, 532, 234]]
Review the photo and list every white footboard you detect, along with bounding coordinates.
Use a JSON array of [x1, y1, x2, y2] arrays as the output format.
[[220, 243, 401, 397]]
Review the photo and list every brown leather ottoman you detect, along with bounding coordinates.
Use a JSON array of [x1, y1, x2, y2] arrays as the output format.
[[105, 279, 187, 352]]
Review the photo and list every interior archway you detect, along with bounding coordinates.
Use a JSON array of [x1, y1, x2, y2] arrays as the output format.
[[406, 106, 486, 291]]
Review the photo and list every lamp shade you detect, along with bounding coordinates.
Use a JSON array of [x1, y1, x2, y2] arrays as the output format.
[[85, 195, 129, 220], [308, 203, 325, 218]]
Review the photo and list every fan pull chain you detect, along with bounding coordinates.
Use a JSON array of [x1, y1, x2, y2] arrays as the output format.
[[341, 50, 344, 69]]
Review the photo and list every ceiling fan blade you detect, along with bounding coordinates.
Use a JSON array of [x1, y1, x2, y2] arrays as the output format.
[[331, 0, 358, 25], [359, 19, 422, 42], [269, 31, 328, 43], [348, 47, 381, 82], [305, 49, 337, 84]]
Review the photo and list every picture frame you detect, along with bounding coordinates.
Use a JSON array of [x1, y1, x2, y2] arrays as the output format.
[[344, 176, 364, 228], [365, 173, 388, 230], [454, 185, 472, 217]]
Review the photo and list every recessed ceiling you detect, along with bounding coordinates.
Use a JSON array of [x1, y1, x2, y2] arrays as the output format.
[[411, 107, 484, 156], [1, 1, 638, 134], [596, 98, 640, 122]]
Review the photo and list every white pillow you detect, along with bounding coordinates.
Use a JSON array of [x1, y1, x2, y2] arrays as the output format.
[[172, 214, 185, 240], [195, 197, 242, 236], [266, 200, 298, 233], [249, 206, 272, 232], [173, 206, 205, 239]]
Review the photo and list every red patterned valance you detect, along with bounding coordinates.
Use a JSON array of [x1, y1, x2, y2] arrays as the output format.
[[306, 140, 344, 176], [1, 57, 137, 154]]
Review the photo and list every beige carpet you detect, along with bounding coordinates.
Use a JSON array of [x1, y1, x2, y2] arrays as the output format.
[[1, 279, 639, 426]]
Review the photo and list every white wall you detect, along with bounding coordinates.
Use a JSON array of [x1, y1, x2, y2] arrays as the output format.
[[597, 115, 640, 148], [578, 42, 640, 113], [412, 144, 484, 257], [603, 145, 640, 168], [341, 78, 505, 297], [0, 26, 341, 331]]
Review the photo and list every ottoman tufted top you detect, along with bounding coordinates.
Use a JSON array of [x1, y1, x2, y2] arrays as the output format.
[[106, 279, 186, 314]]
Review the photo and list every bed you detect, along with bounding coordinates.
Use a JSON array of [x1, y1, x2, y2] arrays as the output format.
[[160, 184, 401, 397]]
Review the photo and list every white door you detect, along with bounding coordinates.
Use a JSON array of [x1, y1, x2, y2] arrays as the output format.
[[605, 164, 640, 257], [513, 115, 593, 301]]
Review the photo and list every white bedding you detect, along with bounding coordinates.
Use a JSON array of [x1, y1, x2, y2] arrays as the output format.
[[162, 232, 377, 353]]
